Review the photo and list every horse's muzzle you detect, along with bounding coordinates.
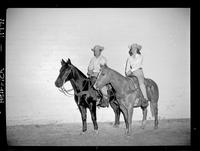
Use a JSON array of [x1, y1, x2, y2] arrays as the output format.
[[55, 79, 63, 88]]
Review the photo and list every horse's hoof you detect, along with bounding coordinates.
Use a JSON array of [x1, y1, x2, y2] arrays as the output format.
[[141, 121, 146, 129], [141, 125, 145, 129], [154, 125, 158, 129], [124, 129, 130, 135], [126, 134, 131, 137], [80, 131, 86, 135], [113, 124, 119, 128], [125, 132, 131, 137], [94, 130, 99, 134]]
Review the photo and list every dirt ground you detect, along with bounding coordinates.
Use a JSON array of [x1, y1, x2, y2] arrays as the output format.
[[7, 118, 190, 146]]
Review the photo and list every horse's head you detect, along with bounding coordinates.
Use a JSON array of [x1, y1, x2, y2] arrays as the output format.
[[55, 58, 73, 88], [94, 64, 111, 90]]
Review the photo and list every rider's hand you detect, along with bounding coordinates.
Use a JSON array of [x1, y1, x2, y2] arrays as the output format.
[[87, 70, 93, 77], [126, 70, 132, 76]]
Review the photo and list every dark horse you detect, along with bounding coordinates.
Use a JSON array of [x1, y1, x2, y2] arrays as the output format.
[[55, 58, 121, 134], [94, 64, 159, 135]]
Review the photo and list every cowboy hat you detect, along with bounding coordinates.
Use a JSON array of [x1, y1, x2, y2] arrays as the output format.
[[91, 45, 104, 51], [128, 43, 142, 50]]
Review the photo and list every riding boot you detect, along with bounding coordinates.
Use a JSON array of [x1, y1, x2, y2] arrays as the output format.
[[96, 90, 102, 107], [102, 96, 109, 107], [97, 96, 109, 108], [96, 97, 101, 106], [141, 98, 149, 108]]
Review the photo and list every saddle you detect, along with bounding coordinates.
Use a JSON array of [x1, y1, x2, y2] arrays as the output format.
[[88, 76, 115, 107], [126, 75, 148, 107], [127, 76, 139, 89]]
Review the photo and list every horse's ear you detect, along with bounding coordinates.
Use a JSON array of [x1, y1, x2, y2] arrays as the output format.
[[61, 59, 65, 66], [67, 58, 71, 64], [100, 64, 107, 69]]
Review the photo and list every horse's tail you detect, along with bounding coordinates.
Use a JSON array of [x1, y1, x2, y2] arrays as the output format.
[[150, 101, 155, 117], [147, 79, 159, 118]]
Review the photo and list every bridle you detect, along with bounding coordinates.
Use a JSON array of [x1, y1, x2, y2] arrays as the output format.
[[58, 65, 74, 97], [59, 78, 95, 97], [58, 64, 91, 97], [59, 86, 74, 97], [57, 64, 116, 101]]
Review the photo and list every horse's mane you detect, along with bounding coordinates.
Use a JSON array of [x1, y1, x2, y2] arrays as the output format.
[[106, 66, 126, 80], [71, 64, 88, 79]]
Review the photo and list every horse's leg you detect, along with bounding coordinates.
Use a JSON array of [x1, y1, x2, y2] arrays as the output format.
[[151, 102, 159, 129], [127, 106, 133, 135], [78, 105, 87, 134], [88, 102, 98, 134], [125, 92, 138, 135], [110, 100, 120, 127], [148, 94, 159, 129], [147, 79, 159, 129], [141, 106, 147, 129], [119, 102, 129, 135]]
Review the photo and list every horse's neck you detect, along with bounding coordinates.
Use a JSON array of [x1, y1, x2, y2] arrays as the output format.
[[110, 79, 122, 95], [70, 68, 87, 92], [109, 69, 128, 95], [70, 79, 78, 93]]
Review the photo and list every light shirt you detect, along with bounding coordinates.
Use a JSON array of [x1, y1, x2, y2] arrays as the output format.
[[125, 54, 143, 74], [88, 55, 107, 74]]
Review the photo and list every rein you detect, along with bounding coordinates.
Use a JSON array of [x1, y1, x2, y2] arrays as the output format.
[[59, 87, 74, 97], [57, 64, 115, 100], [59, 78, 92, 97]]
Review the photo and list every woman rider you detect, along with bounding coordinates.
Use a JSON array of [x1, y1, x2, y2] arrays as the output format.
[[125, 43, 148, 107]]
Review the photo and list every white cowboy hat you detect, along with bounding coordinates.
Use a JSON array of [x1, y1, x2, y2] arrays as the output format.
[[128, 43, 142, 50], [91, 45, 104, 51]]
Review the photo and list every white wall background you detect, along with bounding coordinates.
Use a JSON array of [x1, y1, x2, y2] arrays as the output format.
[[6, 8, 190, 126]]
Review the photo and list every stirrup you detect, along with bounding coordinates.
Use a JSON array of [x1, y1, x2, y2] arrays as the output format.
[[97, 98, 109, 108], [141, 99, 149, 107]]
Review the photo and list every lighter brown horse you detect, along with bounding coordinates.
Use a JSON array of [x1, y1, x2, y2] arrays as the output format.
[[94, 64, 159, 135]]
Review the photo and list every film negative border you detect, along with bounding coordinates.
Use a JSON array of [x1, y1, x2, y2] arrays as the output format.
[[0, 8, 7, 147]]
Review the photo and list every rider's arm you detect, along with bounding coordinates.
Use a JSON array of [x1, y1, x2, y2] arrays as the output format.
[[125, 58, 132, 76], [87, 58, 94, 76], [100, 56, 107, 66], [131, 54, 143, 72]]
